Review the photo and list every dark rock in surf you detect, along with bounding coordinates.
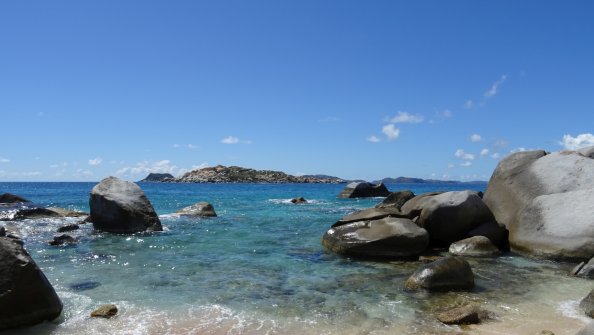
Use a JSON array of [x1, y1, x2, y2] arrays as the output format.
[[404, 256, 474, 292], [449, 236, 500, 257], [177, 201, 217, 217], [0, 193, 30, 204]]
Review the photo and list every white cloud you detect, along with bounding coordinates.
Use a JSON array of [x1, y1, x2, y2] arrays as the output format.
[[480, 148, 490, 156], [173, 144, 181, 148], [116, 160, 183, 178], [0, 157, 9, 163], [367, 135, 381, 143], [88, 157, 103, 166], [455, 149, 475, 161], [382, 124, 400, 140], [491, 153, 501, 159], [465, 100, 474, 109], [447, 163, 455, 169], [387, 111, 424, 124], [484, 75, 507, 98], [0, 171, 41, 178], [470, 134, 483, 142], [441, 109, 453, 118], [460, 161, 473, 167], [221, 136, 240, 144], [560, 133, 594, 150]]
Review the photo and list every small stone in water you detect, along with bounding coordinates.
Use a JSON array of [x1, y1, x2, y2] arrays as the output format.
[[90, 304, 118, 318]]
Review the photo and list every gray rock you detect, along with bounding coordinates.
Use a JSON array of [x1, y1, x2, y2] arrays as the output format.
[[437, 304, 481, 325], [0, 193, 30, 204], [580, 289, 594, 318], [466, 220, 509, 251], [484, 150, 594, 261], [89, 177, 162, 233], [48, 234, 77, 246], [47, 207, 88, 218], [401, 191, 495, 246], [322, 217, 429, 259], [332, 207, 410, 227], [449, 236, 500, 257], [0, 237, 63, 330], [57, 224, 80, 233], [404, 256, 474, 291], [13, 208, 63, 220], [576, 321, 594, 335], [290, 197, 308, 204], [177, 201, 217, 217], [375, 190, 415, 210], [90, 304, 118, 318], [578, 145, 594, 158], [571, 257, 594, 279], [338, 182, 390, 198]]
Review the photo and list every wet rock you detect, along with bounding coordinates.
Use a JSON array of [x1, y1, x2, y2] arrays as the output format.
[[437, 304, 481, 325], [338, 182, 390, 198], [571, 257, 594, 279], [48, 234, 77, 246], [0, 193, 30, 204], [177, 201, 217, 217], [90, 304, 118, 318], [332, 207, 410, 227], [322, 217, 429, 259], [483, 149, 594, 261], [13, 208, 62, 220], [0, 236, 63, 330], [57, 224, 80, 233], [69, 281, 101, 291], [449, 236, 501, 257], [404, 256, 474, 292], [580, 289, 594, 318], [466, 220, 509, 251], [375, 190, 415, 210], [401, 191, 495, 246], [290, 197, 308, 204], [90, 176, 162, 233], [0, 227, 4, 237], [47, 207, 89, 218]]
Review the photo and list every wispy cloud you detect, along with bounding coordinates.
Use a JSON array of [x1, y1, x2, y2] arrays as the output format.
[[484, 75, 507, 98], [382, 124, 400, 140], [116, 160, 183, 178], [491, 153, 501, 159], [464, 100, 474, 109], [386, 111, 424, 124], [221, 136, 239, 144], [560, 133, 594, 150], [0, 170, 41, 178], [318, 116, 341, 123], [460, 161, 473, 167], [88, 157, 103, 166], [174, 143, 199, 149], [470, 134, 483, 142], [367, 135, 381, 143], [0, 157, 9, 163], [455, 149, 475, 161], [480, 148, 489, 156]]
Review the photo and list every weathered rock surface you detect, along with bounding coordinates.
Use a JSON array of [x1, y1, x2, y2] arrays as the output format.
[[89, 177, 162, 233], [290, 197, 308, 204], [375, 190, 415, 210], [322, 217, 429, 259], [0, 193, 30, 203], [47, 207, 88, 218], [571, 257, 594, 279], [13, 208, 63, 220], [449, 236, 501, 257], [437, 304, 481, 325], [177, 202, 217, 217], [90, 304, 118, 318], [338, 182, 390, 198], [483, 149, 594, 261], [401, 191, 495, 246], [580, 289, 594, 318], [173, 165, 344, 183], [332, 207, 410, 227], [138, 173, 174, 182], [404, 256, 474, 291], [0, 237, 63, 330]]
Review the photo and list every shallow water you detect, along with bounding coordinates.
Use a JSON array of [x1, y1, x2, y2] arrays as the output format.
[[0, 182, 591, 334]]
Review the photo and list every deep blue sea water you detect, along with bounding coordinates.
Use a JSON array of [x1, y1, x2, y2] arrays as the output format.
[[0, 182, 591, 335]]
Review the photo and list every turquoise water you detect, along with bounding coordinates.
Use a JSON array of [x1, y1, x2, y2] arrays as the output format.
[[0, 182, 591, 335]]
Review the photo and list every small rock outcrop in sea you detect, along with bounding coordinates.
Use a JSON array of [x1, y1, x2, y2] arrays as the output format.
[[57, 224, 80, 233], [449, 236, 501, 257], [90, 304, 118, 318], [400, 191, 495, 246], [171, 165, 345, 183], [12, 208, 63, 220], [138, 173, 175, 182], [177, 202, 217, 217], [437, 304, 482, 325], [0, 193, 30, 203], [0, 236, 63, 330], [290, 197, 308, 204], [338, 182, 390, 198], [404, 256, 474, 292], [483, 148, 594, 261], [580, 289, 594, 318], [322, 217, 429, 259], [89, 176, 162, 233], [374, 190, 415, 210], [47, 207, 88, 218], [48, 234, 77, 246]]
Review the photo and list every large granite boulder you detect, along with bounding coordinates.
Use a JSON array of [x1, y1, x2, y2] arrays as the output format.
[[404, 256, 474, 291], [375, 190, 415, 210], [322, 217, 429, 259], [0, 236, 63, 330], [449, 236, 500, 257], [0, 193, 30, 203], [89, 177, 162, 233], [400, 191, 495, 246], [338, 182, 390, 198], [177, 201, 217, 217], [483, 149, 594, 261], [466, 220, 509, 251], [332, 207, 411, 227]]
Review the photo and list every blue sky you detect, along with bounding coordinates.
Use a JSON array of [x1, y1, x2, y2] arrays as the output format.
[[1, 1, 593, 182]]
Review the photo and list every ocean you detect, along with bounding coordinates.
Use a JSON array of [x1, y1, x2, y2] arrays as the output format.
[[0, 182, 591, 335]]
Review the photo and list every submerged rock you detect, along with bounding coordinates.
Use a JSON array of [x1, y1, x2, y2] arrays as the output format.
[[177, 201, 217, 217], [322, 217, 429, 259], [483, 149, 594, 261], [0, 236, 63, 330], [375, 190, 415, 210], [338, 182, 390, 198], [404, 256, 474, 292], [48, 234, 77, 246], [0, 193, 30, 204], [89, 176, 162, 233], [290, 197, 308, 204], [449, 236, 501, 257], [437, 304, 481, 325], [90, 304, 118, 318], [57, 224, 80, 233]]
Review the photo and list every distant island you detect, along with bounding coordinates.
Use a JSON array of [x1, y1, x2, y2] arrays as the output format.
[[139, 165, 345, 184], [372, 177, 487, 184]]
